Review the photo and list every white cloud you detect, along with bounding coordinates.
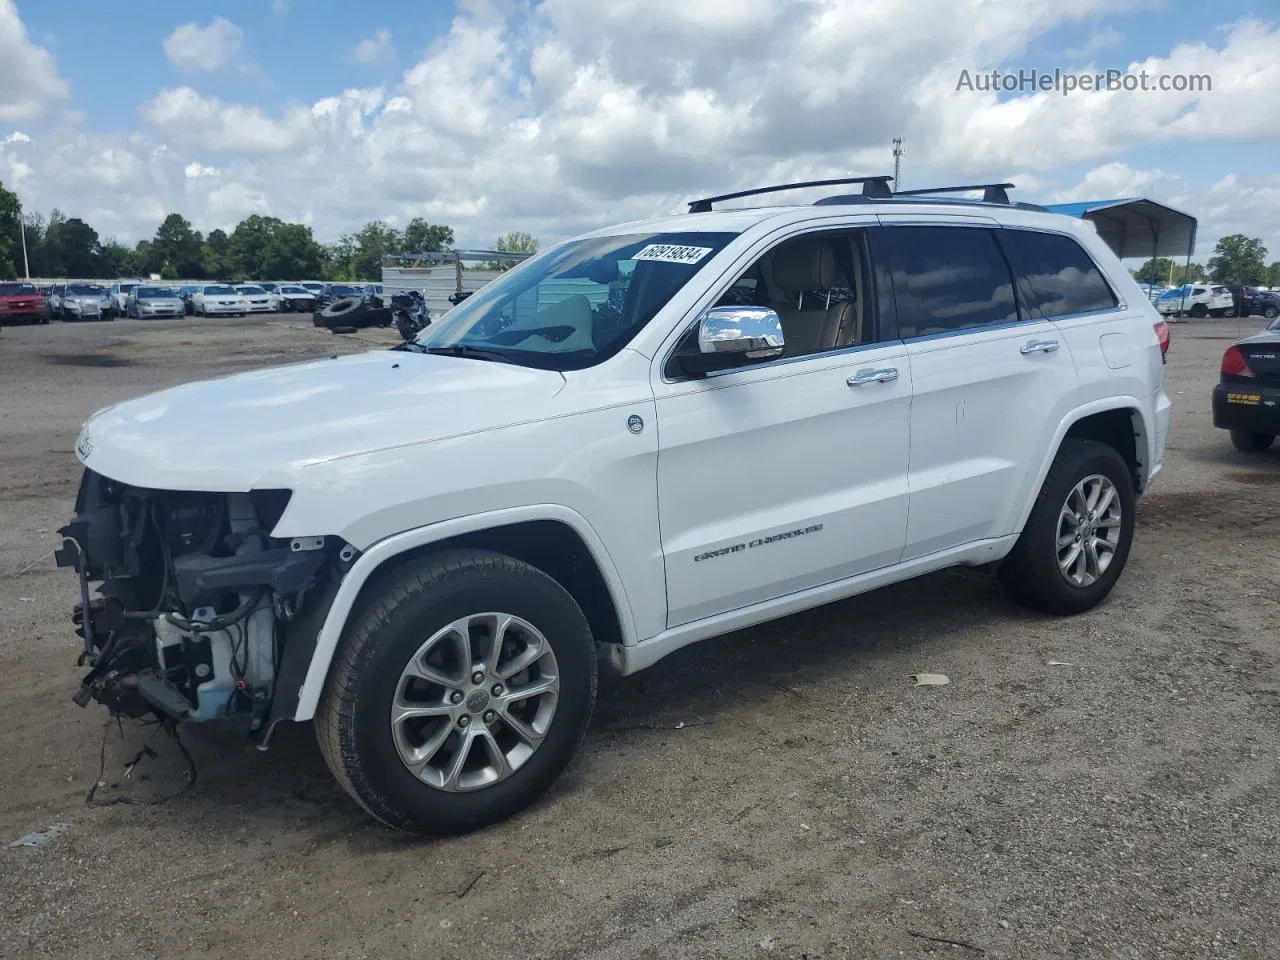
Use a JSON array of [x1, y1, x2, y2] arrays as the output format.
[[184, 162, 220, 179], [0, 0, 68, 121], [163, 17, 252, 74], [350, 28, 396, 66], [1, 0, 1277, 262]]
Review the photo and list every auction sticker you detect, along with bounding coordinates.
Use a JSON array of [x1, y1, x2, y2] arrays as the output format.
[[633, 244, 713, 264]]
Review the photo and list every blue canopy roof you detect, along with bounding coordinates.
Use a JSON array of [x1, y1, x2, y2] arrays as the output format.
[[1042, 197, 1197, 262]]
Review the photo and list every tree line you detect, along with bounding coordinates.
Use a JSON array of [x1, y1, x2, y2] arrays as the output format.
[[0, 178, 534, 283], [1131, 234, 1279, 287]]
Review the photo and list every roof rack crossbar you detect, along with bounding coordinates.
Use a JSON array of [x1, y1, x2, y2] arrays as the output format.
[[893, 182, 1016, 204], [688, 176, 894, 213]]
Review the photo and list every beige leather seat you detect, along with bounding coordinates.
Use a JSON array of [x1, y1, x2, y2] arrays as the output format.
[[766, 240, 858, 357]]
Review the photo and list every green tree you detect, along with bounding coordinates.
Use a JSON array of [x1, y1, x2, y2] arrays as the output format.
[[227, 215, 285, 278], [402, 217, 454, 253], [260, 221, 325, 279], [343, 221, 402, 280], [0, 180, 21, 279], [98, 240, 137, 278], [323, 235, 359, 281], [152, 213, 205, 277], [1134, 257, 1173, 285], [20, 211, 47, 275], [133, 239, 155, 276], [51, 218, 101, 277], [1265, 262, 1280, 288], [496, 231, 539, 254], [1207, 234, 1268, 285], [1171, 262, 1206, 285], [201, 228, 231, 278]]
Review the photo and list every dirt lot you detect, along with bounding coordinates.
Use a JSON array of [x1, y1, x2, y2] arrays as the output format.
[[1, 314, 1278, 960]]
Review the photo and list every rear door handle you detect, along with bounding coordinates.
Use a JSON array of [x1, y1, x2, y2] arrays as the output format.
[[1020, 339, 1060, 355], [847, 367, 899, 386]]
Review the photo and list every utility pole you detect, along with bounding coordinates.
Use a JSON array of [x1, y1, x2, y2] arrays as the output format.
[[892, 137, 905, 191], [19, 215, 30, 280]]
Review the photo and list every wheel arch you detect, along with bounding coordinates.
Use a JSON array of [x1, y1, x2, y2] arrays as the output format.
[[290, 505, 636, 722], [1014, 399, 1148, 535]]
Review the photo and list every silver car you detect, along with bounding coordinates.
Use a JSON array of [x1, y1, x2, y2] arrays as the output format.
[[55, 282, 113, 321], [126, 284, 186, 319]]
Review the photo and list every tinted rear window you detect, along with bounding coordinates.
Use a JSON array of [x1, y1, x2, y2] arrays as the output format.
[[874, 226, 1018, 337], [1003, 229, 1119, 318]]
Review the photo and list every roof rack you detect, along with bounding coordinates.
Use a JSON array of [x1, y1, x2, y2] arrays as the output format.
[[687, 176, 894, 213], [892, 182, 1017, 204]]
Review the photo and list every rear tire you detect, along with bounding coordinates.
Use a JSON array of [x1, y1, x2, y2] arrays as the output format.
[[1190, 304, 1209, 318], [998, 439, 1136, 615], [1230, 430, 1275, 453], [316, 549, 598, 836]]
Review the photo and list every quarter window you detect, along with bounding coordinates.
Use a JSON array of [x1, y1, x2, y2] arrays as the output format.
[[1002, 229, 1119, 318], [875, 226, 1018, 338]]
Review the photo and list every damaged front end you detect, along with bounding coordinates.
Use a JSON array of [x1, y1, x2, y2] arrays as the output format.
[[56, 469, 354, 743]]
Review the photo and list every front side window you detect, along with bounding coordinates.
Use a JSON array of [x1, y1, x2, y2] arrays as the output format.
[[873, 226, 1018, 338], [413, 231, 739, 371], [1001, 228, 1119, 318]]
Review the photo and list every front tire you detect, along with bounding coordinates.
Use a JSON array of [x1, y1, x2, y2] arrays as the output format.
[[1230, 430, 1275, 453], [316, 549, 598, 836], [1263, 305, 1279, 320], [998, 439, 1136, 615]]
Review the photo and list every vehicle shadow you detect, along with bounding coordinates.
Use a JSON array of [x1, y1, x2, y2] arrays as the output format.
[[106, 564, 1032, 848]]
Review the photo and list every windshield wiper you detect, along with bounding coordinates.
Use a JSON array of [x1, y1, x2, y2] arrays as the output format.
[[420, 344, 510, 362]]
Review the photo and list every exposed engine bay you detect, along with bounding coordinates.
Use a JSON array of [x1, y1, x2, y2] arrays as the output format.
[[55, 469, 353, 739]]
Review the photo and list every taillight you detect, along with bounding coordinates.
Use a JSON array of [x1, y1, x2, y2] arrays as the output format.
[[1153, 320, 1170, 355], [1221, 345, 1253, 378]]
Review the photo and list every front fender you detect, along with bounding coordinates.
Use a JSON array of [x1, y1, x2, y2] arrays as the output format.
[[290, 503, 637, 722]]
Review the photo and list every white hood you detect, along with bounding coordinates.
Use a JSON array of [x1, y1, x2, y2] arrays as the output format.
[[76, 349, 567, 491]]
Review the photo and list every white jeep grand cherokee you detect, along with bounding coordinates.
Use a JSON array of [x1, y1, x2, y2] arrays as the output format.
[[56, 178, 1172, 835]]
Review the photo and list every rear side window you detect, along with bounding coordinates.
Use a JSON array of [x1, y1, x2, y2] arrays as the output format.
[[1002, 229, 1119, 318], [873, 226, 1018, 338]]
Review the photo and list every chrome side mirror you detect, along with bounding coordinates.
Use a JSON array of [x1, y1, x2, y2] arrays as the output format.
[[697, 306, 785, 360]]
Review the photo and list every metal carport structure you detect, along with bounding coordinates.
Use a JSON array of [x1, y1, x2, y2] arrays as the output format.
[[1042, 197, 1199, 313]]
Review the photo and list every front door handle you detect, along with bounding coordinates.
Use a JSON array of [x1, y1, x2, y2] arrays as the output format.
[[847, 367, 899, 386], [1020, 339, 1060, 355]]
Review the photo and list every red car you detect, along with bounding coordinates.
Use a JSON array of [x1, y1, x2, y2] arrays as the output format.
[[0, 282, 50, 325]]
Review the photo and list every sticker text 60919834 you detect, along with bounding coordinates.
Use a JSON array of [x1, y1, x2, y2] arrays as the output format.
[[633, 244, 713, 265]]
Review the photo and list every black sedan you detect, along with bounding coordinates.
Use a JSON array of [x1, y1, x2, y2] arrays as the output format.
[[1213, 319, 1280, 452]]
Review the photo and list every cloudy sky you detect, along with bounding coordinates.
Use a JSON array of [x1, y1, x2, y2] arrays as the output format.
[[2, 0, 1277, 261]]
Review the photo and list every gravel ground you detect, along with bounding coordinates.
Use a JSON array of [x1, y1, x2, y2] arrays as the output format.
[[1, 313, 1278, 960]]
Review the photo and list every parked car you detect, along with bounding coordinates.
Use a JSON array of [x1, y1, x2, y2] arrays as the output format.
[[298, 281, 327, 297], [54, 177, 1171, 836], [317, 283, 366, 307], [235, 284, 280, 314], [1154, 283, 1234, 318], [1223, 284, 1280, 320], [54, 283, 113, 321], [0, 281, 50, 324], [107, 280, 143, 314], [191, 284, 249, 317], [1212, 325, 1280, 452], [273, 284, 319, 313], [175, 285, 202, 315], [125, 284, 186, 319]]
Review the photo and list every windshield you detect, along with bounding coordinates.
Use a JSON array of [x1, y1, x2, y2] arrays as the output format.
[[239, 285, 267, 295], [204, 285, 237, 295], [68, 284, 105, 295], [280, 286, 308, 294], [0, 283, 38, 296], [328, 285, 362, 296], [135, 286, 173, 298], [120, 283, 138, 292], [414, 231, 738, 370]]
